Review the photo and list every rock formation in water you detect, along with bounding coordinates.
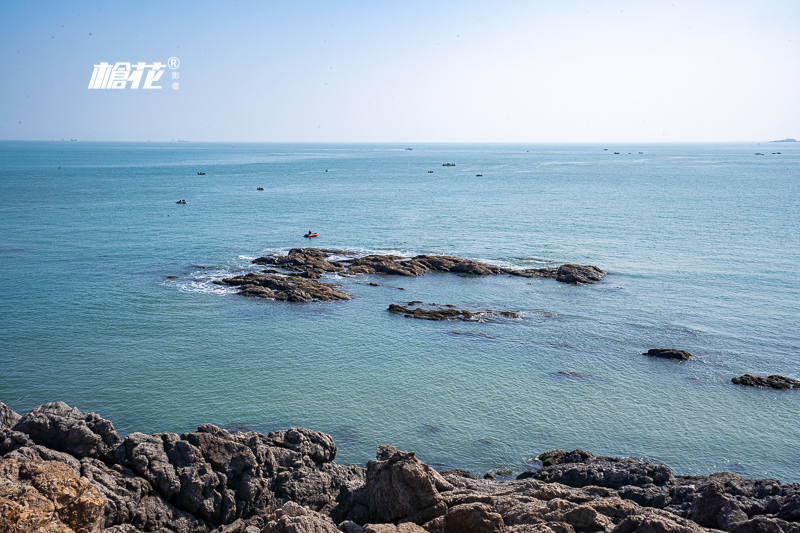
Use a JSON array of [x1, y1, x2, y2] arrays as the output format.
[[5, 400, 798, 533], [643, 349, 693, 360], [387, 303, 519, 321], [211, 249, 607, 302], [731, 374, 800, 390]]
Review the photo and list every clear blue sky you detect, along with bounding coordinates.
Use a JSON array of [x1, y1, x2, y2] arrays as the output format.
[[2, 1, 798, 142]]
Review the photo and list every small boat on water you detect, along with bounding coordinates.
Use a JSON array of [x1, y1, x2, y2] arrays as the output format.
[[428, 171, 434, 173], [304, 232, 319, 238], [442, 162, 456, 166], [476, 174, 483, 177], [256, 187, 264, 190], [176, 199, 187, 204], [197, 172, 206, 175]]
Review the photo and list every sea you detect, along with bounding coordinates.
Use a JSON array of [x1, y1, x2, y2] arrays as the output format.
[[1, 141, 798, 482]]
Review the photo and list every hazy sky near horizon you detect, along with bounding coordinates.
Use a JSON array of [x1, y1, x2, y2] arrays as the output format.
[[2, 1, 798, 142]]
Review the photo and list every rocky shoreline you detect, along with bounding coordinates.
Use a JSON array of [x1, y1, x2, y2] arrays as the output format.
[[2, 401, 799, 533]]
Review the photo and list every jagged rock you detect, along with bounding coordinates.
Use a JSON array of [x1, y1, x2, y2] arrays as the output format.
[[537, 450, 595, 468], [252, 248, 351, 274], [643, 349, 693, 360], [363, 524, 427, 533], [0, 401, 21, 429], [0, 456, 105, 533], [731, 375, 800, 390], [5, 401, 800, 533], [554, 264, 606, 284], [246, 249, 605, 287], [11, 402, 122, 461], [261, 501, 340, 532], [687, 481, 733, 528], [518, 451, 673, 490], [442, 502, 505, 532], [217, 273, 351, 302], [362, 444, 453, 525]]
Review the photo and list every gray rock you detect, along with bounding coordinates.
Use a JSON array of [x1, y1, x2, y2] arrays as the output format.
[[0, 401, 21, 429], [11, 401, 121, 460], [554, 264, 606, 284], [731, 374, 800, 390], [362, 444, 453, 525], [643, 349, 693, 360]]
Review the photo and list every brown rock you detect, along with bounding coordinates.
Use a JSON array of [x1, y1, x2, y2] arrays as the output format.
[[364, 445, 453, 525], [0, 456, 104, 533], [261, 501, 340, 533], [443, 502, 505, 533], [363, 524, 427, 533]]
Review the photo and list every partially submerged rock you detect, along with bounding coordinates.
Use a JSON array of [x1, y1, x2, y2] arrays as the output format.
[[644, 349, 693, 360], [387, 303, 519, 322], [731, 374, 800, 390], [251, 249, 605, 284], [215, 272, 351, 302]]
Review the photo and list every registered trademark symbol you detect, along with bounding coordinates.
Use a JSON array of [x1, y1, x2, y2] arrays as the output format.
[[168, 57, 180, 69]]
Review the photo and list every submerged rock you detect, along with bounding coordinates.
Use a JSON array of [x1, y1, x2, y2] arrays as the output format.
[[731, 374, 800, 390], [387, 303, 519, 321], [644, 349, 693, 360]]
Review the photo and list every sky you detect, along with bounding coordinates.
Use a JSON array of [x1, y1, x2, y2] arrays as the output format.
[[1, 0, 798, 142]]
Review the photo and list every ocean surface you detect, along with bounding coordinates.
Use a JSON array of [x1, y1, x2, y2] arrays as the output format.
[[1, 141, 799, 482]]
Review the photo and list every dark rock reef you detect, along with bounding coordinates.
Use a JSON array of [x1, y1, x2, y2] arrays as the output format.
[[214, 272, 351, 302], [4, 400, 799, 533], [731, 374, 800, 390], [255, 249, 604, 281], [212, 249, 605, 302], [387, 303, 519, 322], [643, 349, 693, 360]]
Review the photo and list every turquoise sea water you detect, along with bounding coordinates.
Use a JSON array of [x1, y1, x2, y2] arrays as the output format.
[[1, 141, 798, 481]]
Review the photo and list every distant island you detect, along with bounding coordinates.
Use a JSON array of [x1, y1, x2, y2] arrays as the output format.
[[771, 138, 797, 142]]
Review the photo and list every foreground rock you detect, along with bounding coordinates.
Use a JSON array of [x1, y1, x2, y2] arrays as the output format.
[[388, 303, 519, 321], [3, 401, 799, 533], [0, 455, 105, 533], [731, 374, 800, 390], [644, 349, 693, 360]]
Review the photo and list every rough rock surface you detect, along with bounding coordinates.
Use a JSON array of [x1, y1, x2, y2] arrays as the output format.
[[388, 303, 519, 322], [215, 273, 351, 302], [731, 374, 800, 390], [643, 349, 693, 360], [0, 456, 105, 533], [244, 248, 605, 295], [1, 401, 21, 429], [3, 402, 800, 533], [12, 401, 122, 461]]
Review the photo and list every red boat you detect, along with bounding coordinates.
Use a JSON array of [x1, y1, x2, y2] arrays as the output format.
[[256, 187, 264, 190], [304, 232, 319, 238]]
